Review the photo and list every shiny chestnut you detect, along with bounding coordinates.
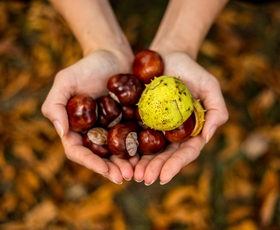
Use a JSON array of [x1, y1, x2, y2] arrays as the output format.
[[107, 73, 144, 106], [164, 113, 196, 143], [83, 127, 111, 158], [135, 107, 148, 129], [133, 49, 164, 84], [66, 94, 97, 133], [107, 122, 139, 159], [96, 95, 122, 128], [138, 128, 166, 155], [122, 105, 137, 121]]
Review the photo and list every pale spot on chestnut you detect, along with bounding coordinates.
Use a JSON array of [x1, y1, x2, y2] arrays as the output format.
[[87, 127, 108, 145], [126, 132, 138, 157], [107, 122, 139, 159], [83, 127, 111, 158]]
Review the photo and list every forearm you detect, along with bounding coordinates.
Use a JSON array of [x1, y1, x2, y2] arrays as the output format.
[[150, 0, 228, 59], [49, 0, 131, 57]]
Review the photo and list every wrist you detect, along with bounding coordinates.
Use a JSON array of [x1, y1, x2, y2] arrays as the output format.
[[150, 35, 199, 60], [49, 0, 133, 65], [150, 0, 228, 60], [82, 32, 133, 60], [85, 46, 134, 74], [79, 17, 132, 59]]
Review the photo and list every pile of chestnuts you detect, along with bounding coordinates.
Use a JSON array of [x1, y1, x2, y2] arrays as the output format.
[[66, 50, 205, 159]]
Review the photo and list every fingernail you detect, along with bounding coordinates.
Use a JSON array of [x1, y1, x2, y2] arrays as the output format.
[[206, 126, 217, 143], [160, 180, 170, 186], [53, 120, 64, 138], [98, 171, 109, 177], [123, 176, 132, 181], [134, 178, 143, 183], [110, 178, 123, 185], [144, 180, 155, 186]]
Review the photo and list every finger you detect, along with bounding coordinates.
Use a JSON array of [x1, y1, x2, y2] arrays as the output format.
[[165, 54, 228, 143], [128, 154, 140, 169], [141, 143, 180, 185], [102, 160, 125, 185], [159, 135, 205, 185], [41, 71, 75, 138], [134, 154, 156, 183], [200, 78, 229, 143], [61, 130, 109, 175], [109, 155, 136, 181]]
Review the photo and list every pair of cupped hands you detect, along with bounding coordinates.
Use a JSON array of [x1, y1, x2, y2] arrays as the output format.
[[41, 48, 228, 186]]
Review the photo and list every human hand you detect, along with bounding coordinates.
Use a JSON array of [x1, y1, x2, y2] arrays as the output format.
[[134, 51, 229, 185], [42, 50, 139, 184]]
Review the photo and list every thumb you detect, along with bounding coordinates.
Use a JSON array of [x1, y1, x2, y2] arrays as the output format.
[[201, 89, 229, 143], [41, 81, 71, 138]]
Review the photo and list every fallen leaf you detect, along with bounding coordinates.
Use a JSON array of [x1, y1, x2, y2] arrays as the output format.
[[228, 219, 259, 230], [260, 189, 279, 226], [24, 200, 58, 229], [241, 132, 270, 160]]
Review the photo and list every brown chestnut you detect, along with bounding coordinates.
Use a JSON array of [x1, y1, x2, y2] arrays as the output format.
[[121, 105, 137, 121], [164, 113, 195, 143], [138, 128, 166, 155], [83, 127, 111, 158], [96, 95, 122, 128], [135, 107, 148, 129], [107, 73, 144, 106], [133, 49, 164, 84], [107, 122, 139, 159], [66, 94, 97, 133]]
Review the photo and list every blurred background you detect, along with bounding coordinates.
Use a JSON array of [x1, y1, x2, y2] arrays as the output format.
[[0, 0, 280, 229]]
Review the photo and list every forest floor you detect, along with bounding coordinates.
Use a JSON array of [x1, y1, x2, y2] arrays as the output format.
[[0, 0, 280, 229]]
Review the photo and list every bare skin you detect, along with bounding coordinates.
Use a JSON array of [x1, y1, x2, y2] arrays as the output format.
[[42, 0, 229, 185]]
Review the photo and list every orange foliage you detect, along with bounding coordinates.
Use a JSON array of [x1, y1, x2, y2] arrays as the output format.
[[0, 0, 280, 229]]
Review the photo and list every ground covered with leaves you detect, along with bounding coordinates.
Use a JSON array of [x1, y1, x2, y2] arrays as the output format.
[[0, 0, 280, 229]]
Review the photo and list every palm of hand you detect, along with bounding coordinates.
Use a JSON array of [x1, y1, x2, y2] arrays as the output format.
[[42, 50, 137, 184], [133, 51, 228, 185], [43, 50, 227, 185]]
